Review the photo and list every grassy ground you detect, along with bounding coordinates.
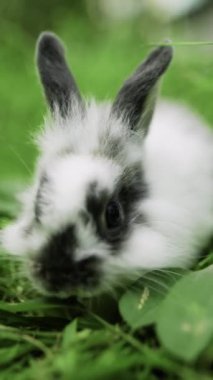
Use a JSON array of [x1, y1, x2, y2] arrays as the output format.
[[0, 8, 213, 380]]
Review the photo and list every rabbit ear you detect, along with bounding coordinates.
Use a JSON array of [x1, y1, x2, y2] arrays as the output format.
[[111, 45, 173, 135], [36, 32, 83, 117]]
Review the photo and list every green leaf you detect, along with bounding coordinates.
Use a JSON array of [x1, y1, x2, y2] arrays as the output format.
[[119, 270, 184, 329], [62, 319, 78, 349], [156, 266, 213, 362], [62, 319, 91, 349]]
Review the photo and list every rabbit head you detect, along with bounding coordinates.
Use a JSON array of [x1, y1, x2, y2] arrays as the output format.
[[1, 33, 172, 297]]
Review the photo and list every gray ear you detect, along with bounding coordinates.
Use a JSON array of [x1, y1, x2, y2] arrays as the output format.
[[112, 45, 173, 135], [36, 32, 83, 117]]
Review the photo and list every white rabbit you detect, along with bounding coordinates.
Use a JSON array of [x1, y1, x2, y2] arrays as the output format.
[[1, 32, 213, 297]]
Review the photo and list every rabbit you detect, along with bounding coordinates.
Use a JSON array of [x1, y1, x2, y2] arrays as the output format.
[[1, 32, 213, 298]]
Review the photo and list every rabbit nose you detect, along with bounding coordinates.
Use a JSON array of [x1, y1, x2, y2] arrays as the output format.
[[31, 255, 102, 292]]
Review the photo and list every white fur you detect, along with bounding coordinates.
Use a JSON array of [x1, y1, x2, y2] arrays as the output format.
[[118, 100, 213, 269], [37, 101, 129, 161]]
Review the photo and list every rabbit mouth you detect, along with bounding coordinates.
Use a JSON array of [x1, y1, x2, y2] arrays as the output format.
[[27, 256, 103, 298]]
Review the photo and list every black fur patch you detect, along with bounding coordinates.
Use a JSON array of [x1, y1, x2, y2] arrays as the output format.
[[86, 163, 148, 252], [32, 225, 102, 292], [86, 182, 109, 223], [117, 164, 148, 216]]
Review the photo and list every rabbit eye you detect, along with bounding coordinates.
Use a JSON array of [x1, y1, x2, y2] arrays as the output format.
[[105, 200, 123, 230]]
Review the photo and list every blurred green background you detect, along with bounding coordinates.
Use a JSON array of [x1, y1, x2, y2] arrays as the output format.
[[0, 0, 212, 185], [0, 3, 213, 379]]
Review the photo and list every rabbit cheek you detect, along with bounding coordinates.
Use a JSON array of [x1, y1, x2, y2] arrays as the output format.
[[28, 225, 102, 295]]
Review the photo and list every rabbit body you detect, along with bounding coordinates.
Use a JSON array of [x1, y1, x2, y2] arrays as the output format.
[[1, 33, 213, 297]]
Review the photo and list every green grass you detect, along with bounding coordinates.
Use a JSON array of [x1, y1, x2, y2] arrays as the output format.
[[0, 9, 213, 380]]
